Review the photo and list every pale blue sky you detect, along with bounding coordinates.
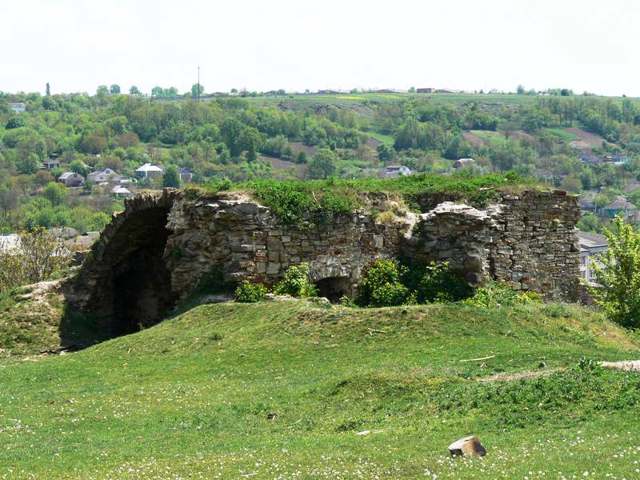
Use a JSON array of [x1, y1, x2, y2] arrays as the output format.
[[1, 0, 638, 96]]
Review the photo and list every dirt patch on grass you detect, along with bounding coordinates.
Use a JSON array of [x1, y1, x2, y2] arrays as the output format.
[[601, 360, 640, 371], [505, 130, 536, 144], [477, 368, 562, 382], [261, 155, 307, 179], [566, 127, 607, 150], [462, 131, 486, 148]]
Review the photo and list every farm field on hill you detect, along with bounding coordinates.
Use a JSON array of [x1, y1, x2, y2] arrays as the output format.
[[1, 299, 640, 479]]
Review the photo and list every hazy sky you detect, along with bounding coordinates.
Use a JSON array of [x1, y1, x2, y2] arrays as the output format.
[[2, 0, 639, 96]]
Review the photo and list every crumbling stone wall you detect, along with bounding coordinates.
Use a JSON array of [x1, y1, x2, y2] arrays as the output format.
[[67, 188, 580, 331], [164, 193, 413, 300], [407, 190, 580, 299]]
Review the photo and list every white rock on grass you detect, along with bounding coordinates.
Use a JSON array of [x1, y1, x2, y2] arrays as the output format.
[[448, 435, 487, 457]]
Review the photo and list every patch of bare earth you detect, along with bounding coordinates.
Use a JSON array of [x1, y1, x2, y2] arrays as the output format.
[[260, 155, 307, 179], [601, 360, 640, 371], [505, 130, 536, 144], [477, 369, 561, 383], [566, 127, 607, 150], [462, 131, 486, 148], [478, 361, 640, 382]]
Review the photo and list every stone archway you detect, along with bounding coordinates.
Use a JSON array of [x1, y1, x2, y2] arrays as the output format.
[[66, 191, 179, 337], [315, 276, 352, 303]]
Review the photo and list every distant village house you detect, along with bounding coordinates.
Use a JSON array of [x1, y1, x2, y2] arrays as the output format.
[[179, 167, 193, 184], [602, 195, 638, 219], [381, 165, 412, 178], [577, 231, 608, 285], [111, 185, 133, 198], [9, 102, 26, 114], [43, 158, 61, 170], [87, 168, 122, 184], [454, 158, 475, 169], [58, 172, 85, 187], [135, 163, 164, 180]]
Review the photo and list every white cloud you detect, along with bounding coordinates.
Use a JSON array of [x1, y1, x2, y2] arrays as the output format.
[[1, 0, 639, 96]]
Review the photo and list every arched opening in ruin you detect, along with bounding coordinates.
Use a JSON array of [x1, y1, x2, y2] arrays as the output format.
[[67, 200, 178, 339], [315, 276, 352, 303], [108, 206, 175, 336]]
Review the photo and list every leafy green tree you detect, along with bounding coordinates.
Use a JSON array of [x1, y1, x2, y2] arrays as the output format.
[[240, 127, 262, 162], [576, 213, 602, 233], [5, 116, 25, 129], [70, 159, 89, 176], [295, 151, 307, 164], [129, 86, 141, 95], [110, 84, 121, 95], [191, 83, 205, 98], [151, 86, 163, 98], [162, 165, 181, 188], [0, 185, 18, 219], [591, 217, 640, 328], [43, 182, 68, 206], [16, 153, 40, 174], [0, 228, 72, 293], [220, 118, 245, 157], [377, 144, 395, 162], [96, 85, 109, 97], [78, 132, 107, 154], [307, 148, 337, 179]]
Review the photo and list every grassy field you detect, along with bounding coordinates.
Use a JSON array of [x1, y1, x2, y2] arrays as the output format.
[[2, 298, 640, 479], [239, 91, 640, 108]]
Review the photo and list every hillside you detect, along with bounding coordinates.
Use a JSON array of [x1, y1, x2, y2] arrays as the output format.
[[3, 90, 640, 238], [1, 298, 640, 478]]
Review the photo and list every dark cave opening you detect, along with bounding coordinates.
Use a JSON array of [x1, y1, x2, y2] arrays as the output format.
[[108, 207, 175, 337], [315, 276, 352, 303]]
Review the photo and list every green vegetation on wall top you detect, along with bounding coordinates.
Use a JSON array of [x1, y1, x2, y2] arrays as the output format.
[[198, 172, 538, 224]]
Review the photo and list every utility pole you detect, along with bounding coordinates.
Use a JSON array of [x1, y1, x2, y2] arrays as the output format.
[[197, 65, 200, 102]]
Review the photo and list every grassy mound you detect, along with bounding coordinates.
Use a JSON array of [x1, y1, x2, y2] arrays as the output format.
[[0, 300, 639, 478], [0, 281, 66, 358]]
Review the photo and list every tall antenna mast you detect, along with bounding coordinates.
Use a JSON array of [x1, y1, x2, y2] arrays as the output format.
[[197, 65, 201, 102]]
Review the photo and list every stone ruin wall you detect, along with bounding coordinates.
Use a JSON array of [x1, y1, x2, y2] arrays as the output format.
[[68, 188, 580, 332]]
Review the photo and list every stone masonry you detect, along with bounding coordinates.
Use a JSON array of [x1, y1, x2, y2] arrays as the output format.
[[67, 188, 580, 332]]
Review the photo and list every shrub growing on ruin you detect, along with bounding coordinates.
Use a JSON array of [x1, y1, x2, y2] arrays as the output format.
[[414, 261, 473, 303], [465, 282, 541, 308], [273, 263, 317, 298], [234, 281, 268, 303], [590, 216, 640, 328], [356, 259, 412, 307]]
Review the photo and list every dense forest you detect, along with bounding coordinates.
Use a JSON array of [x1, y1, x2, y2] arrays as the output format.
[[2, 87, 640, 234]]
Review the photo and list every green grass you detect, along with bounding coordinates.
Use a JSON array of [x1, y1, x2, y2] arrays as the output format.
[[368, 131, 395, 146], [1, 299, 640, 478], [0, 285, 65, 358], [197, 173, 537, 225], [544, 128, 578, 142]]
